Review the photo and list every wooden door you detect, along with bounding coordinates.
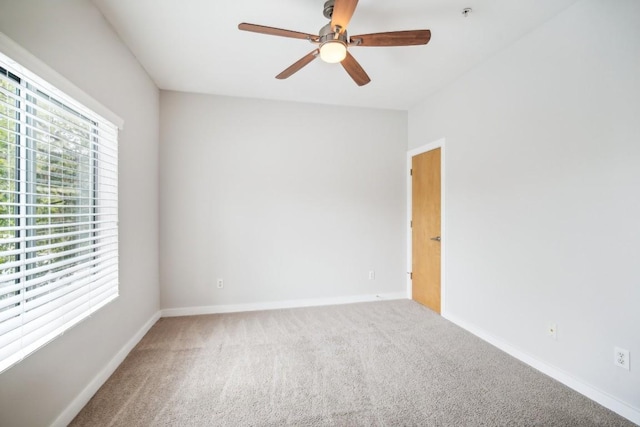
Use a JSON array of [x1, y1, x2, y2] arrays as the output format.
[[412, 148, 441, 313]]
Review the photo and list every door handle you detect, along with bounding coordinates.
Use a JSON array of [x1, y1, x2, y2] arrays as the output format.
[[430, 236, 441, 242]]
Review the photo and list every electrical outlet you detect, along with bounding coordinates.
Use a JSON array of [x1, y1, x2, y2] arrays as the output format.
[[547, 323, 557, 340], [216, 279, 224, 289], [368, 271, 375, 280], [614, 347, 630, 370]]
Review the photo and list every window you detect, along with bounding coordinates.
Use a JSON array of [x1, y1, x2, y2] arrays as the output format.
[[0, 51, 118, 372]]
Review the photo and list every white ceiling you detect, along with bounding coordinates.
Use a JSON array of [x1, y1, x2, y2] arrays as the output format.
[[92, 0, 579, 110]]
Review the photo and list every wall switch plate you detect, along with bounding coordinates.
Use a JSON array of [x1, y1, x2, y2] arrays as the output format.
[[614, 347, 630, 370], [547, 323, 557, 340], [368, 271, 375, 280], [216, 279, 224, 289]]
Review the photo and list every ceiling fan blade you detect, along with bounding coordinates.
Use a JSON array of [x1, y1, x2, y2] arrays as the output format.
[[341, 51, 370, 86], [350, 30, 431, 47], [331, 0, 359, 33], [238, 23, 317, 41], [276, 50, 319, 79]]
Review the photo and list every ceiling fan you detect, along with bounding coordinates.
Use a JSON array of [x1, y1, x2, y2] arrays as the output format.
[[238, 0, 431, 86]]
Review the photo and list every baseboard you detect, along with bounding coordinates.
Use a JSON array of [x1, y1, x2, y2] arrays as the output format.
[[50, 310, 162, 427], [444, 313, 640, 425], [161, 292, 407, 317]]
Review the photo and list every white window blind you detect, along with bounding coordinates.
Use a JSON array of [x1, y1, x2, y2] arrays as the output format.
[[0, 51, 119, 373]]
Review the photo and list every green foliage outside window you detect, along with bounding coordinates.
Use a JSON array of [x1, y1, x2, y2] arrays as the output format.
[[1, 70, 96, 302]]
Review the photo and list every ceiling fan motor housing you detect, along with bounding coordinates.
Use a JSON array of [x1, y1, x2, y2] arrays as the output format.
[[319, 23, 348, 46]]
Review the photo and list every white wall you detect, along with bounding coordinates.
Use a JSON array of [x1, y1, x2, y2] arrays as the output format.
[[160, 92, 407, 310], [409, 0, 640, 417], [0, 1, 160, 426]]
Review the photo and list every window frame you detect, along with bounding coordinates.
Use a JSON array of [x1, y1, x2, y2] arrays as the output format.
[[0, 43, 121, 373]]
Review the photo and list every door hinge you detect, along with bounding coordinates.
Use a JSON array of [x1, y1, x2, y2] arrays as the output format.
[[410, 220, 412, 228], [410, 272, 413, 280], [410, 168, 413, 176]]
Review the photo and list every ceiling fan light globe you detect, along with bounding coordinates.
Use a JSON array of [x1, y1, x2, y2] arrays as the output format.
[[320, 41, 347, 63]]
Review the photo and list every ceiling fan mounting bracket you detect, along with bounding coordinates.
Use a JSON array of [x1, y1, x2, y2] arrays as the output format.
[[306, 35, 320, 44], [323, 0, 335, 20]]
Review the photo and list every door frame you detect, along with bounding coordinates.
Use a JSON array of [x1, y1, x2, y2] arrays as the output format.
[[407, 138, 446, 315]]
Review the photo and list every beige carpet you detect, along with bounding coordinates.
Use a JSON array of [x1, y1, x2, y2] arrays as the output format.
[[71, 300, 633, 426]]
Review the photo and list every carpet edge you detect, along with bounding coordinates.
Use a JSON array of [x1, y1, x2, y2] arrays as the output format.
[[49, 310, 162, 427], [444, 312, 640, 426], [160, 293, 408, 317]]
